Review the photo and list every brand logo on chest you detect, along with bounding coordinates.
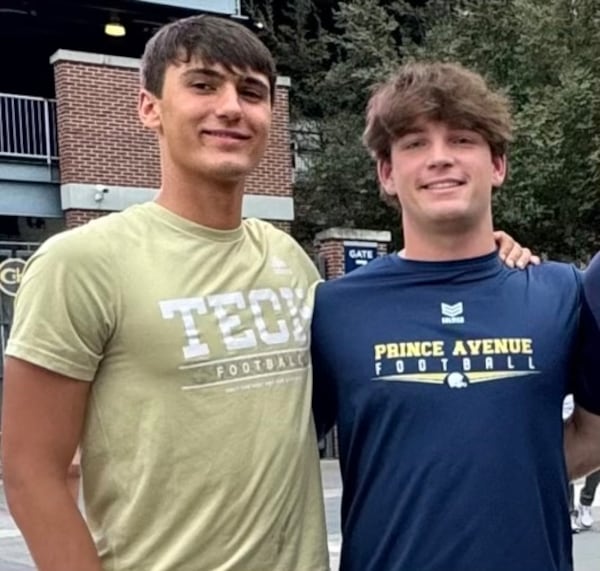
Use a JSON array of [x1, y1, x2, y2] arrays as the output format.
[[441, 302, 465, 324]]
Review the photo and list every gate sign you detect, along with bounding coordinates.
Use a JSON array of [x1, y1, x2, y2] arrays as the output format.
[[343, 241, 379, 274]]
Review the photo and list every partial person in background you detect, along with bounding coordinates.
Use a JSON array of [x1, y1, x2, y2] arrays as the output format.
[[563, 394, 580, 533], [576, 469, 600, 528], [569, 249, 600, 530]]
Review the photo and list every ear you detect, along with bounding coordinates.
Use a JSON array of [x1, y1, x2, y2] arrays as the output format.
[[491, 153, 507, 188], [377, 157, 396, 197], [138, 88, 162, 132]]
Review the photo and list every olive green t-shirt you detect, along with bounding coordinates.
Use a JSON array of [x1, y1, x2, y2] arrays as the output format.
[[6, 202, 329, 571]]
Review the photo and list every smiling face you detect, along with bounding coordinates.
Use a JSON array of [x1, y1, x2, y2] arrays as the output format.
[[378, 119, 506, 235], [139, 58, 272, 186]]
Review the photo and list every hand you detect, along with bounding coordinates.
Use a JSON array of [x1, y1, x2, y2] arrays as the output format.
[[493, 230, 541, 269]]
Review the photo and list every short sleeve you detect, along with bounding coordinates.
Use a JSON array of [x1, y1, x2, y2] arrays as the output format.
[[5, 230, 118, 381]]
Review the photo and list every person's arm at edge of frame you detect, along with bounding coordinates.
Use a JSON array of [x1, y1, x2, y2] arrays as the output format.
[[565, 261, 600, 480], [1, 357, 102, 571]]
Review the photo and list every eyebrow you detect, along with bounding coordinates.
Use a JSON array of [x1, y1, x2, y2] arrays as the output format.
[[181, 67, 270, 92]]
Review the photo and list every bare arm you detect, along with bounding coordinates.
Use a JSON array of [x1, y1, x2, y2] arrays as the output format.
[[1, 357, 102, 571], [564, 403, 600, 480]]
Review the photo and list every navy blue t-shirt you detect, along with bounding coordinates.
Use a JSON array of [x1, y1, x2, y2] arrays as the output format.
[[312, 251, 587, 571]]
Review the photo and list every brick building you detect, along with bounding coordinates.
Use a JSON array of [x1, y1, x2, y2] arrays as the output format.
[[53, 51, 293, 231], [0, 0, 294, 401]]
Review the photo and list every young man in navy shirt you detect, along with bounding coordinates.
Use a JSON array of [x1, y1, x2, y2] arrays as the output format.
[[312, 61, 600, 571]]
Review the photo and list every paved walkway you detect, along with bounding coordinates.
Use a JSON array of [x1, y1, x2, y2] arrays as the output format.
[[0, 488, 31, 571], [1, 462, 599, 571]]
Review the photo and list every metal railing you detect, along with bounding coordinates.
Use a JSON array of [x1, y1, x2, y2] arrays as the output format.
[[0, 93, 58, 164]]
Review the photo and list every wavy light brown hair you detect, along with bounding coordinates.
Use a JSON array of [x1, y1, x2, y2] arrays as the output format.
[[363, 61, 513, 208]]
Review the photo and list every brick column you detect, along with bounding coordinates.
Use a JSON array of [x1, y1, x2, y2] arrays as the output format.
[[51, 51, 160, 229], [50, 50, 295, 231], [246, 84, 291, 195], [314, 227, 392, 279]]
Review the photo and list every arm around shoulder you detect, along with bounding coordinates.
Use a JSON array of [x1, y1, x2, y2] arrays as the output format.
[[1, 358, 102, 571]]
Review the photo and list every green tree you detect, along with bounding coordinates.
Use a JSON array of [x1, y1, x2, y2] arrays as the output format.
[[256, 0, 423, 249], [242, 0, 330, 120], [291, 0, 407, 248]]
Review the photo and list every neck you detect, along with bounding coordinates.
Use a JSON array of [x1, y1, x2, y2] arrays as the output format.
[[155, 161, 245, 230], [401, 216, 496, 261]]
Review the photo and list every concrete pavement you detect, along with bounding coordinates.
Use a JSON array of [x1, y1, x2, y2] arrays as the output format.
[[1, 461, 599, 571], [321, 461, 342, 570], [0, 488, 32, 571]]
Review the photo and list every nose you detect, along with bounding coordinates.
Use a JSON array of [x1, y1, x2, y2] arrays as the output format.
[[426, 140, 455, 169], [215, 83, 242, 122]]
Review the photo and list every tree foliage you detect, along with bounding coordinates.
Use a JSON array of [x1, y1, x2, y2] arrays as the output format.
[[245, 0, 600, 262], [410, 0, 600, 262]]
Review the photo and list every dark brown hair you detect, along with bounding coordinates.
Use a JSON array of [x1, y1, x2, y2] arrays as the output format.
[[140, 15, 277, 101]]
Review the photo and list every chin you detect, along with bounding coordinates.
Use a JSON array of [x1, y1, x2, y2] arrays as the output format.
[[209, 161, 254, 182], [424, 207, 475, 228]]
